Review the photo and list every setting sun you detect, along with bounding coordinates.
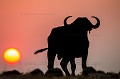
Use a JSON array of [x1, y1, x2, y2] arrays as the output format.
[[3, 48, 21, 64]]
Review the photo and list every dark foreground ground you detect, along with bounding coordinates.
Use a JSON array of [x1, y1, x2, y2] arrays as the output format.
[[0, 67, 120, 79]]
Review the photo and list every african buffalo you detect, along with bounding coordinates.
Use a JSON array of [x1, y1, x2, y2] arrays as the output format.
[[34, 16, 100, 76]]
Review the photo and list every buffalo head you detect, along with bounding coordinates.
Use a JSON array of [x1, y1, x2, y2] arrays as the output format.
[[64, 16, 100, 32]]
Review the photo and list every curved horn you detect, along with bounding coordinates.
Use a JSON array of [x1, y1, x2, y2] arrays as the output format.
[[64, 16, 72, 26], [91, 16, 100, 29]]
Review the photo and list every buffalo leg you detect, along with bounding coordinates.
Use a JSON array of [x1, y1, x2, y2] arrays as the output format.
[[82, 50, 88, 75], [60, 57, 70, 76], [47, 49, 56, 69], [82, 56, 87, 69], [70, 58, 76, 76]]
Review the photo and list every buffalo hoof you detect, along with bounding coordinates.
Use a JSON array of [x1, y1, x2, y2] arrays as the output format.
[[82, 66, 97, 76], [45, 68, 64, 77], [72, 73, 75, 76], [66, 73, 70, 76], [82, 68, 89, 76]]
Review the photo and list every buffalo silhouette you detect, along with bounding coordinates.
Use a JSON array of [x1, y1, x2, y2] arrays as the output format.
[[34, 16, 100, 76]]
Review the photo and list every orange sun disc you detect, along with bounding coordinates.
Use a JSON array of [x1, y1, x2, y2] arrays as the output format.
[[3, 48, 20, 64]]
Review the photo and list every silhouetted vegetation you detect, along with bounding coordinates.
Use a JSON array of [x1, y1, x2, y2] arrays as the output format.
[[0, 70, 22, 79], [30, 68, 44, 75], [96, 70, 105, 74], [21, 69, 45, 79], [1, 70, 22, 76], [0, 68, 120, 79]]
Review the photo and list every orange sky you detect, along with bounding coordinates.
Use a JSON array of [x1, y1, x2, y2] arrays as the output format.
[[0, 0, 120, 74]]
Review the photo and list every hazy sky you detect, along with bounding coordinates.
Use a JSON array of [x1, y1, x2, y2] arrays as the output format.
[[0, 0, 120, 74]]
